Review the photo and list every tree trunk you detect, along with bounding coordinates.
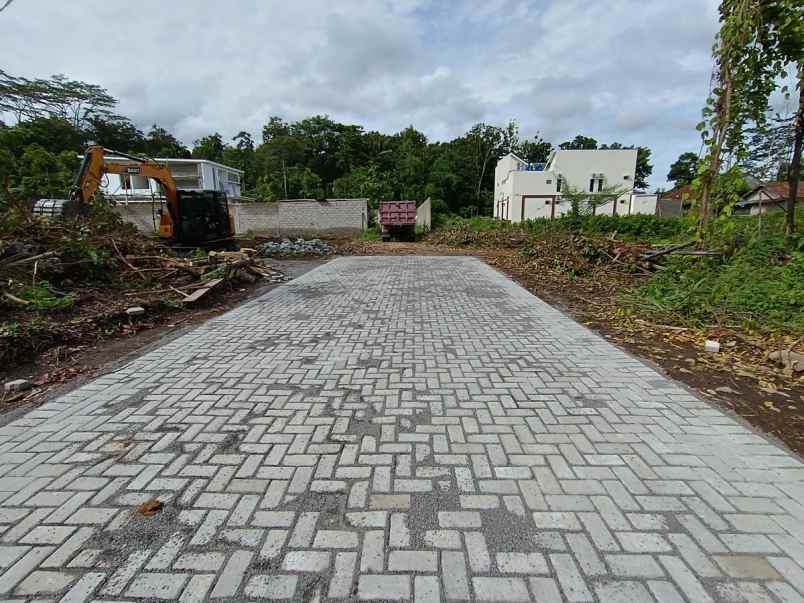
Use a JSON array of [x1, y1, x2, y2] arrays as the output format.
[[699, 62, 734, 237], [786, 66, 803, 246]]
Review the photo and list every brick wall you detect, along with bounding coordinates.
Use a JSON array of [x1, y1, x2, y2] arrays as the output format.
[[276, 199, 367, 236], [114, 198, 367, 237]]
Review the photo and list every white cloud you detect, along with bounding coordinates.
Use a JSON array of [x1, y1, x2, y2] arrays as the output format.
[[0, 0, 724, 188]]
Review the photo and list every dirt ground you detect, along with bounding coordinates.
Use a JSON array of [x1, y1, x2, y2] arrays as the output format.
[[0, 259, 325, 419], [341, 240, 804, 457]]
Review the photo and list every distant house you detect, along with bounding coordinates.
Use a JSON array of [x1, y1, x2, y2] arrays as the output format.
[[493, 149, 656, 222], [734, 181, 804, 216], [658, 185, 693, 216], [93, 155, 244, 200]]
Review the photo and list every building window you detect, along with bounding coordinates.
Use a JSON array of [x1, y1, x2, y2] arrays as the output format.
[[546, 179, 552, 184], [597, 178, 604, 192], [589, 178, 595, 192], [545, 199, 550, 205], [624, 175, 631, 180], [557, 176, 563, 192]]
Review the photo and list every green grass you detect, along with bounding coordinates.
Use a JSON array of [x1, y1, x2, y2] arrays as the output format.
[[19, 282, 75, 311], [629, 215, 804, 333], [432, 212, 692, 244], [354, 225, 382, 241]]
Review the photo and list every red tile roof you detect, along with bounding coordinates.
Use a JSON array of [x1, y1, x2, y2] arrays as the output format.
[[759, 181, 804, 200]]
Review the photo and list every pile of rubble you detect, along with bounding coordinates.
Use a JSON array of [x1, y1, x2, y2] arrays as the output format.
[[257, 238, 335, 257]]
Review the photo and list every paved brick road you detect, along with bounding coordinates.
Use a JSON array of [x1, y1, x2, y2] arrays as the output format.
[[2, 256, 804, 602]]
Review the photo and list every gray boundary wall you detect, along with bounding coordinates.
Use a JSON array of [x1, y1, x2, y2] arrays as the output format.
[[114, 198, 368, 237], [416, 198, 432, 230]]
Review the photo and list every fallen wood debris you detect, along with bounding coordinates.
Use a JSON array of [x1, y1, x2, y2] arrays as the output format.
[[0, 205, 292, 369]]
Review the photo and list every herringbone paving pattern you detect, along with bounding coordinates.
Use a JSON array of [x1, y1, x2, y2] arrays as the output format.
[[1, 256, 804, 602]]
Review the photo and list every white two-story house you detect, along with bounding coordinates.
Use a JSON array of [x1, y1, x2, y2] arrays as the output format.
[[494, 149, 656, 222], [94, 156, 244, 200]]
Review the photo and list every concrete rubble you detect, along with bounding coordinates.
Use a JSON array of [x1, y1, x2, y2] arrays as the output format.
[[257, 238, 335, 257]]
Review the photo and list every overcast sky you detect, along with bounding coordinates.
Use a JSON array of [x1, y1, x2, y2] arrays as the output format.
[[2, 0, 738, 189]]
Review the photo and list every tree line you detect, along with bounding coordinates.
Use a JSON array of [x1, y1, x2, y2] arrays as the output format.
[[0, 70, 654, 216]]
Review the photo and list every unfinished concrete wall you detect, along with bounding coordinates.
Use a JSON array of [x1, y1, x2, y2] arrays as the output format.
[[233, 202, 279, 236], [115, 202, 162, 233], [115, 198, 367, 237], [417, 198, 432, 231], [277, 199, 367, 236]]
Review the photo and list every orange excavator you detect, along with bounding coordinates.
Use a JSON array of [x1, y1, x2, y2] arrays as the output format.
[[70, 145, 236, 247]]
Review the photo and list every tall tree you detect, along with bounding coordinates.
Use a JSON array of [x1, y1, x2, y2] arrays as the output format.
[[192, 133, 226, 163], [223, 131, 256, 190], [559, 135, 598, 150], [0, 70, 115, 127], [144, 125, 190, 158], [697, 0, 803, 240], [667, 152, 700, 186], [516, 134, 553, 163]]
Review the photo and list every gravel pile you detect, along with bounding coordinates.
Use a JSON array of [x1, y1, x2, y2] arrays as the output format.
[[257, 238, 335, 256]]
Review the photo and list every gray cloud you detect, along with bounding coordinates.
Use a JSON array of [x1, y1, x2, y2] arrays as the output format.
[[1, 0, 725, 188]]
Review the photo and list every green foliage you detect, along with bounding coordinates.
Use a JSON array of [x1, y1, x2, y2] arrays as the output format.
[[631, 234, 804, 333], [333, 164, 395, 208], [0, 69, 116, 127], [437, 213, 691, 244], [192, 133, 225, 163], [19, 282, 75, 311], [16, 145, 78, 199], [254, 166, 324, 201], [559, 135, 598, 150], [354, 225, 382, 241], [667, 152, 699, 186]]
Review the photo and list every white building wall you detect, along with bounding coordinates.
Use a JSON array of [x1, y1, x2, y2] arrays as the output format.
[[95, 157, 242, 199], [494, 150, 639, 223], [629, 193, 658, 215]]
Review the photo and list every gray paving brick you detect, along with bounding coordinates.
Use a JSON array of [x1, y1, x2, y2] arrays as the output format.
[[358, 574, 410, 600], [473, 576, 530, 601], [0, 256, 802, 602], [244, 574, 298, 599], [126, 573, 188, 599]]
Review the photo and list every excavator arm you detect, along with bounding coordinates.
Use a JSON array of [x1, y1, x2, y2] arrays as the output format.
[[72, 145, 180, 238]]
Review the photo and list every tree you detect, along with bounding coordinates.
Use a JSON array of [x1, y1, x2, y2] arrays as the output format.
[[667, 152, 700, 186], [16, 145, 79, 199], [635, 147, 653, 189], [559, 135, 598, 150], [0, 70, 115, 127], [560, 182, 629, 225], [85, 114, 144, 153], [192, 133, 225, 163], [516, 134, 553, 163], [697, 0, 803, 241], [254, 166, 323, 202], [0, 116, 84, 156], [332, 164, 395, 207], [144, 125, 190, 158], [741, 114, 796, 180], [223, 131, 256, 191]]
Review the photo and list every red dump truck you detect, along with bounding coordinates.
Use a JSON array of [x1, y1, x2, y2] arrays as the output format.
[[379, 200, 417, 241]]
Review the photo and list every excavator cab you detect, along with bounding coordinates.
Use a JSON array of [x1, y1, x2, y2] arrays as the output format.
[[173, 190, 233, 246]]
